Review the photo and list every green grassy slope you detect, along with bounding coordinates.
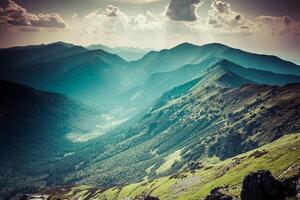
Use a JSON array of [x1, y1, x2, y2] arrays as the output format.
[[50, 83, 300, 191], [46, 132, 300, 200]]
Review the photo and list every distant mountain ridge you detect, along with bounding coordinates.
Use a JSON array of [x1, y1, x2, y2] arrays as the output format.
[[0, 42, 75, 68], [1, 41, 300, 111], [116, 58, 300, 113], [132, 42, 300, 76], [0, 46, 129, 108], [87, 44, 152, 61]]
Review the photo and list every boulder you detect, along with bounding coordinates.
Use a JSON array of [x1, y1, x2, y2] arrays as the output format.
[[204, 187, 234, 200], [135, 194, 159, 200], [241, 170, 285, 200], [280, 173, 300, 198], [187, 161, 203, 170]]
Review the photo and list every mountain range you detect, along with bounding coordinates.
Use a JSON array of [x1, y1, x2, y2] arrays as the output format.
[[0, 42, 300, 199], [1, 42, 300, 112], [87, 44, 152, 61]]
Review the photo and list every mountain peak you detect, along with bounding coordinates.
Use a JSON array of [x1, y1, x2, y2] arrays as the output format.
[[47, 41, 74, 48], [202, 43, 230, 48], [213, 59, 239, 68], [173, 42, 199, 49], [196, 63, 253, 89], [173, 42, 230, 51]]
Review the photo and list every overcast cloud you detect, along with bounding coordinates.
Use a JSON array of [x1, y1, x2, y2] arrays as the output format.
[[165, 0, 201, 21], [0, 0, 67, 28]]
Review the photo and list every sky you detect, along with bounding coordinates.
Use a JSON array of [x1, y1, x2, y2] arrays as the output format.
[[0, 0, 300, 63]]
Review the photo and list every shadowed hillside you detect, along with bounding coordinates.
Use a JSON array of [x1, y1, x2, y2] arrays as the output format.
[[0, 80, 100, 199]]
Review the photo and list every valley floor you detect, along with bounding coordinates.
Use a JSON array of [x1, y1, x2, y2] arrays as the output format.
[[43, 132, 300, 200]]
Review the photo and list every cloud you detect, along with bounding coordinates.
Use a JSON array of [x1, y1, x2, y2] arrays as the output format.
[[0, 0, 67, 28], [257, 16, 300, 36], [205, 0, 300, 37], [73, 5, 167, 47], [103, 5, 121, 17], [70, 13, 78, 19], [207, 0, 251, 32], [206, 0, 300, 37], [83, 5, 164, 34], [165, 0, 201, 21], [18, 27, 40, 32]]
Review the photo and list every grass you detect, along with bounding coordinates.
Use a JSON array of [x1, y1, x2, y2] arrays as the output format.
[[156, 149, 182, 174], [49, 133, 300, 200]]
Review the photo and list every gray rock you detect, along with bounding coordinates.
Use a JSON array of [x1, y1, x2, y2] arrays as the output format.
[[241, 170, 285, 200], [204, 187, 234, 200]]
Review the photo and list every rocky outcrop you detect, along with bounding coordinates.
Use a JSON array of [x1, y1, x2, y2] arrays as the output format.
[[204, 187, 236, 200], [134, 194, 159, 200], [241, 170, 300, 200], [187, 161, 203, 171], [241, 170, 285, 200], [281, 172, 300, 198], [19, 194, 50, 200], [205, 170, 300, 200]]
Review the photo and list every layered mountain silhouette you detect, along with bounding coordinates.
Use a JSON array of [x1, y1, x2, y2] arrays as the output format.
[[87, 44, 151, 61], [1, 42, 299, 112], [0, 45, 129, 108], [0, 42, 75, 68], [0, 42, 300, 199], [131, 42, 300, 77], [117, 58, 300, 112]]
